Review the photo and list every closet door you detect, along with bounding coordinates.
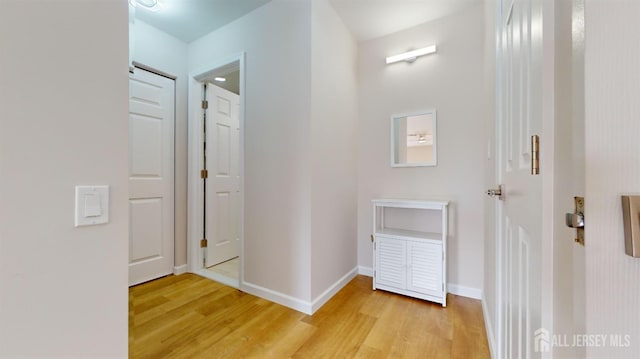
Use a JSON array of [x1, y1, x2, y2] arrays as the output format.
[[128, 68, 175, 286]]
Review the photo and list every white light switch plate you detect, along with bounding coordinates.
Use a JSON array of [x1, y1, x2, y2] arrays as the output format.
[[75, 185, 109, 227]]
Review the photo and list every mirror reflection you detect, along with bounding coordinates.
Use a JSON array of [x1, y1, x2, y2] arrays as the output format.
[[391, 111, 437, 167]]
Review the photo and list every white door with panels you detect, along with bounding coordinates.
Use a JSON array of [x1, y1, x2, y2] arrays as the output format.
[[128, 67, 175, 286], [490, 0, 545, 357], [205, 84, 240, 267]]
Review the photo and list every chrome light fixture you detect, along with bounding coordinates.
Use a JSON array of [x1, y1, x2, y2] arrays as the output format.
[[129, 0, 162, 12], [386, 45, 437, 64]]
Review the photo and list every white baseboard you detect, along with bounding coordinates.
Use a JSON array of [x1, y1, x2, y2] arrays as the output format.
[[241, 281, 312, 314], [358, 266, 373, 277], [311, 267, 358, 313], [482, 296, 497, 359], [173, 264, 188, 275], [447, 283, 482, 300], [241, 268, 359, 316]]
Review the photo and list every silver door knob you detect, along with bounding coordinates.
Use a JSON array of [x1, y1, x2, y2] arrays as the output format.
[[487, 185, 504, 200]]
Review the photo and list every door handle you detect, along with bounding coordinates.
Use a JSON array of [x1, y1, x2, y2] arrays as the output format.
[[487, 185, 504, 200]]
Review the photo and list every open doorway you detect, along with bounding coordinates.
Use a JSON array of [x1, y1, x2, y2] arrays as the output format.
[[188, 55, 245, 289]]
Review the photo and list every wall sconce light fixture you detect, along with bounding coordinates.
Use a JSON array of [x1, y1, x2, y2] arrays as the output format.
[[386, 45, 437, 65], [129, 0, 162, 12]]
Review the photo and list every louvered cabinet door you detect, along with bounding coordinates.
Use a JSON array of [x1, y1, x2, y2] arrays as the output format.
[[407, 241, 443, 298], [375, 237, 407, 290]]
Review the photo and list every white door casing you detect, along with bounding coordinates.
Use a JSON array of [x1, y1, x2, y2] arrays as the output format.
[[496, 0, 546, 357], [205, 84, 240, 267], [128, 68, 175, 286]]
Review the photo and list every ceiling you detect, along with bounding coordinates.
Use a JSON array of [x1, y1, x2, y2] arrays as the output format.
[[134, 0, 482, 44], [328, 0, 482, 42], [134, 0, 272, 43]]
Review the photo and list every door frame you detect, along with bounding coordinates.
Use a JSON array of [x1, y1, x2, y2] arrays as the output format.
[[187, 52, 246, 288]]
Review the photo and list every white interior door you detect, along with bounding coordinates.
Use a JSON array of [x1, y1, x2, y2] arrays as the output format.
[[496, 0, 543, 357], [205, 84, 240, 267], [128, 68, 175, 286]]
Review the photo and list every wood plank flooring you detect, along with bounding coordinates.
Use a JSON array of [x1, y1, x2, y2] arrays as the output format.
[[130, 274, 490, 358]]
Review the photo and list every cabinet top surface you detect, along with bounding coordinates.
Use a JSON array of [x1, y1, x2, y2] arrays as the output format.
[[372, 198, 449, 208]]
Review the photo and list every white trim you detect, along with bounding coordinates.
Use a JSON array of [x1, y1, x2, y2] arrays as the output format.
[[187, 75, 204, 274], [494, 1, 504, 357], [311, 267, 358, 313], [358, 266, 374, 277], [173, 264, 188, 275], [241, 282, 312, 315], [240, 268, 358, 315], [482, 296, 497, 359], [187, 52, 246, 281], [447, 283, 482, 300]]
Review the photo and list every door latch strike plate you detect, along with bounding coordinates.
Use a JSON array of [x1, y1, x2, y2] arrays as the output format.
[[574, 197, 585, 246]]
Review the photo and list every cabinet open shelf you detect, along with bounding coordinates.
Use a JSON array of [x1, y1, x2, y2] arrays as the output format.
[[375, 228, 442, 242]]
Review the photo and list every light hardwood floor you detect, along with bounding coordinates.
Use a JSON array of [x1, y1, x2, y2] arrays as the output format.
[[130, 274, 490, 358]]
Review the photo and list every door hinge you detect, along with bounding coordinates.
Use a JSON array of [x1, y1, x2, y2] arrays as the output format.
[[200, 169, 208, 179], [200, 238, 208, 248], [201, 100, 208, 109], [531, 134, 540, 175]]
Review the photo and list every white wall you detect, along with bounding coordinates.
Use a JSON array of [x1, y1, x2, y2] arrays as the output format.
[[189, 0, 358, 308], [133, 19, 189, 268], [189, 0, 314, 301], [585, 1, 640, 357], [0, 1, 128, 357], [357, 4, 487, 296], [310, 0, 358, 300]]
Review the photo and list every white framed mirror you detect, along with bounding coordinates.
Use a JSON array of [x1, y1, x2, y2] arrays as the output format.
[[391, 110, 437, 167]]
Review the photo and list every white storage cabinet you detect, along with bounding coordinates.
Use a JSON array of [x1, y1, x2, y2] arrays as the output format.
[[372, 199, 449, 307]]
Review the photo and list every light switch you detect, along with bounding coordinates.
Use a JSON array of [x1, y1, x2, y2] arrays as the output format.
[[84, 193, 101, 217], [75, 185, 109, 227]]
